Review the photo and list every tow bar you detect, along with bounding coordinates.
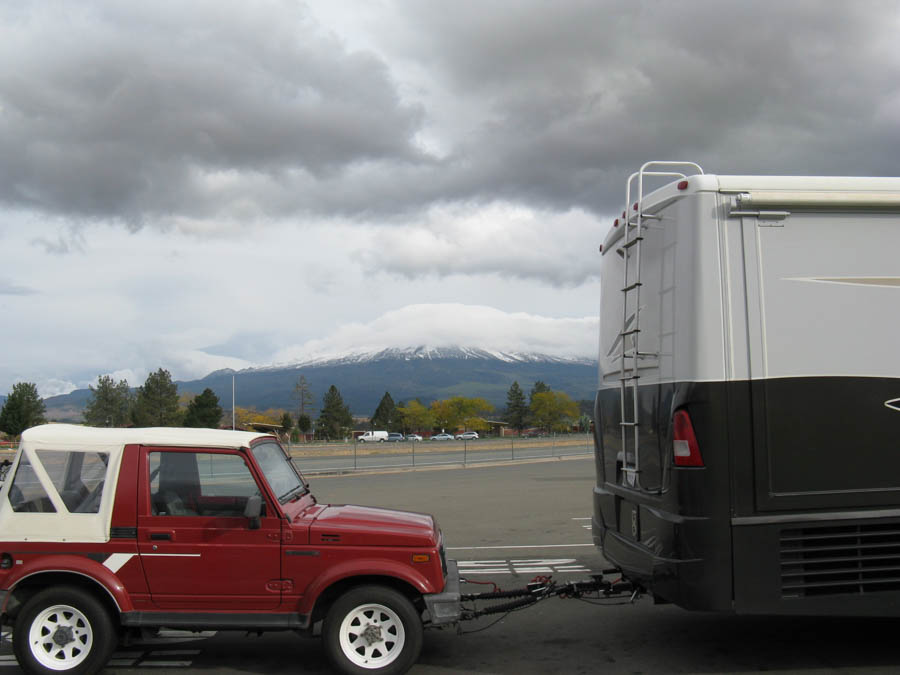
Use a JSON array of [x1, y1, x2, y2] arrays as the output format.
[[459, 569, 641, 622]]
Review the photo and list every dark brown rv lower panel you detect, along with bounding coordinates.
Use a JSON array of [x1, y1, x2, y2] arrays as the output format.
[[733, 515, 900, 616]]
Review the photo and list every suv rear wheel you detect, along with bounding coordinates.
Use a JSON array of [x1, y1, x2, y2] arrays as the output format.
[[13, 586, 116, 675], [323, 585, 423, 674]]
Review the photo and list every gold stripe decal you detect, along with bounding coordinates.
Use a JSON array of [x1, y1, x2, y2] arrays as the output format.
[[787, 277, 900, 288]]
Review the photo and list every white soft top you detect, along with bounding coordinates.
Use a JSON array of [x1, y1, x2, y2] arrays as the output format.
[[21, 424, 270, 451], [0, 425, 273, 544]]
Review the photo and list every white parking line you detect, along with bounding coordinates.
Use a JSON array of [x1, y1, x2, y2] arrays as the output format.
[[458, 558, 591, 575]]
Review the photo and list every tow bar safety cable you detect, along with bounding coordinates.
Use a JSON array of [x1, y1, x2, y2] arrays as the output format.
[[458, 569, 640, 630]]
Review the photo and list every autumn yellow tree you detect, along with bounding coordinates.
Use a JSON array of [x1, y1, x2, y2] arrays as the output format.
[[429, 396, 494, 432], [530, 391, 580, 433], [396, 400, 434, 433], [234, 407, 286, 429]]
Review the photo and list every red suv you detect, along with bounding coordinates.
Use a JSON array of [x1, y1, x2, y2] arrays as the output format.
[[0, 425, 459, 675]]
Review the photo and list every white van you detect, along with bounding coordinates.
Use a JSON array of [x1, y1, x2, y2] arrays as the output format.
[[358, 431, 388, 443]]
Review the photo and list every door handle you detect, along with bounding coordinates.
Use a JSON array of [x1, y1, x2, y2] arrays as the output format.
[[149, 531, 173, 541]]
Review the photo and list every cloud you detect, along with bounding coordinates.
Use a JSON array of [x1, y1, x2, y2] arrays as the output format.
[[270, 303, 598, 364], [3, 1, 900, 234], [355, 203, 603, 286], [37, 378, 79, 398], [0, 1, 428, 224], [0, 278, 37, 295]]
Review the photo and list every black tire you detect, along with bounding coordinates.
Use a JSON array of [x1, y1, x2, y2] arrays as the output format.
[[323, 585, 423, 675], [13, 586, 116, 675]]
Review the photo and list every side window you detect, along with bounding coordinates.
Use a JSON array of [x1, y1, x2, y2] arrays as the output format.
[[149, 451, 261, 517], [8, 456, 56, 513], [36, 450, 109, 514]]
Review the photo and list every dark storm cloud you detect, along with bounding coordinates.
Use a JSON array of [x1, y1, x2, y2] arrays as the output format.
[[1, 1, 898, 225], [393, 0, 900, 212], [0, 1, 428, 223]]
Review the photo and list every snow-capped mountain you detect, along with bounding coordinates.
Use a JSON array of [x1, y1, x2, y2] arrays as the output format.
[[252, 345, 594, 371], [44, 346, 597, 421]]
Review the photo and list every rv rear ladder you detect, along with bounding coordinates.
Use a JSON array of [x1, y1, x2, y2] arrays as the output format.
[[617, 161, 703, 491]]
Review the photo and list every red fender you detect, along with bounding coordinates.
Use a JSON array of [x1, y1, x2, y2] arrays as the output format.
[[3, 553, 135, 614], [298, 557, 438, 616]]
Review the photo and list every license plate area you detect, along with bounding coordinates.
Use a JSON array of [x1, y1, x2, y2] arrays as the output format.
[[619, 500, 640, 541]]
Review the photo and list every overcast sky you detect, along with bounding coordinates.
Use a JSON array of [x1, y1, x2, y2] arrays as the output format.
[[2, 1, 899, 397]]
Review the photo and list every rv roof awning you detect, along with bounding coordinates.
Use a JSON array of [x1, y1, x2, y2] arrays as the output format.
[[729, 190, 900, 209]]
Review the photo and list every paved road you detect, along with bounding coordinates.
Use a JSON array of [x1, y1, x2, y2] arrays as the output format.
[[294, 436, 593, 476], [3, 458, 900, 674], [290, 436, 593, 474]]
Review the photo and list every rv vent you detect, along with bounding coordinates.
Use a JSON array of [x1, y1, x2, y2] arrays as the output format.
[[780, 523, 900, 598]]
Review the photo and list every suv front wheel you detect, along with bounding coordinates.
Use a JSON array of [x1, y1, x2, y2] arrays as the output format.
[[323, 585, 423, 675], [13, 586, 116, 675]]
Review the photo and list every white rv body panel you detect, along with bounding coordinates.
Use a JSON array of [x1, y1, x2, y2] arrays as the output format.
[[599, 190, 730, 389], [600, 174, 900, 386], [738, 209, 900, 380]]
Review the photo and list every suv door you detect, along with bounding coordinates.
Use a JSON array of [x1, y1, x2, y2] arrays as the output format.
[[137, 447, 282, 610]]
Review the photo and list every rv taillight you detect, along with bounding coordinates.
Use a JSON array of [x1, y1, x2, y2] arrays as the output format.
[[677, 180, 688, 190], [673, 410, 703, 467], [613, 218, 619, 227]]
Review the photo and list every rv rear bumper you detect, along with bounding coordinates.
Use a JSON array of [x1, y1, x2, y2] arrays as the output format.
[[593, 485, 732, 611], [598, 525, 708, 607]]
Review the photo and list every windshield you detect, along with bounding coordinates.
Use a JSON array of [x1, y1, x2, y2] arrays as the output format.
[[250, 441, 307, 503]]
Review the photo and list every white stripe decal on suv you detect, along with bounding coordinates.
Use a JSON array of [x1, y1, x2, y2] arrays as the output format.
[[103, 553, 136, 573]]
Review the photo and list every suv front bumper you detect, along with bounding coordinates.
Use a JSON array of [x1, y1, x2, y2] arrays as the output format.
[[423, 560, 460, 625]]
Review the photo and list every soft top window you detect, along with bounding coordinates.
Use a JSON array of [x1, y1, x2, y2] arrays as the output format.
[[36, 450, 109, 514], [8, 455, 55, 513]]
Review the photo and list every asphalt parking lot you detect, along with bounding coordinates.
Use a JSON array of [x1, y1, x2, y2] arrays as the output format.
[[3, 458, 900, 674]]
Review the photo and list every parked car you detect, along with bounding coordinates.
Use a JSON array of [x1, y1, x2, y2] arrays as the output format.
[[406, 434, 423, 441], [358, 430, 388, 443], [431, 433, 454, 441], [456, 431, 479, 441], [386, 432, 405, 442]]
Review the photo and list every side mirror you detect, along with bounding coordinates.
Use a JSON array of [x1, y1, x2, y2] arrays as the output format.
[[244, 495, 262, 530]]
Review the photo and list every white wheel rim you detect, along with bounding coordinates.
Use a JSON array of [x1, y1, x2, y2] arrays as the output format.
[[338, 602, 406, 669], [28, 604, 94, 671]]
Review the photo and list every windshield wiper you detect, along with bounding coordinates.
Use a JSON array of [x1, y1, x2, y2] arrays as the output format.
[[279, 483, 307, 503]]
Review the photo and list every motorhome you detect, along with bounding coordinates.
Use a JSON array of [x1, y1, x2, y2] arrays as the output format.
[[593, 162, 900, 615]]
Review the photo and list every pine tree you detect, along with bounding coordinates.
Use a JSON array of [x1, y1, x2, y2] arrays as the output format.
[[132, 369, 181, 427], [280, 412, 293, 435], [530, 380, 551, 402], [0, 382, 47, 437], [83, 375, 132, 427], [297, 414, 312, 438], [292, 375, 314, 419], [316, 385, 352, 440], [371, 392, 397, 430], [183, 388, 223, 428], [504, 381, 528, 432]]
